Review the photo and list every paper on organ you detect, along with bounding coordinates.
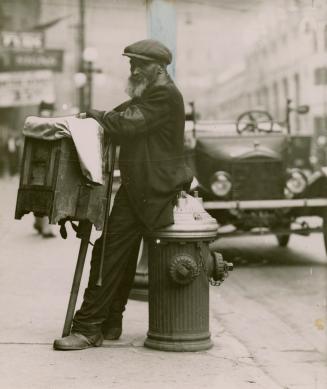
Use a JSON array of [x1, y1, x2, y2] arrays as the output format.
[[23, 115, 105, 185]]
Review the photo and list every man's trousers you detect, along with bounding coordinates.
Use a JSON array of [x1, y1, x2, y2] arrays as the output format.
[[72, 185, 143, 336]]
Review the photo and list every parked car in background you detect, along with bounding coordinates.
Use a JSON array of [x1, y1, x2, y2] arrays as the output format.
[[185, 109, 327, 255]]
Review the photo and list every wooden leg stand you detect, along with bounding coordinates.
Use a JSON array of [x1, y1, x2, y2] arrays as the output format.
[[62, 220, 92, 337]]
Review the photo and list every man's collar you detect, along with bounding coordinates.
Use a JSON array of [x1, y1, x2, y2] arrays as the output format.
[[141, 72, 172, 98], [152, 71, 171, 88]]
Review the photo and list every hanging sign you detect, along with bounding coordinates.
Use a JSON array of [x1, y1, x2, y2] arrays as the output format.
[[0, 50, 63, 72], [0, 31, 43, 49]]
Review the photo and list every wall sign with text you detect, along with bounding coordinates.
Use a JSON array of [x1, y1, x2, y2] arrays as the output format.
[[0, 50, 63, 72], [0, 71, 55, 107], [0, 31, 44, 49]]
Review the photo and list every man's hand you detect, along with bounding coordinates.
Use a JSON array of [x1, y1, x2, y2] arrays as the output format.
[[76, 112, 87, 119]]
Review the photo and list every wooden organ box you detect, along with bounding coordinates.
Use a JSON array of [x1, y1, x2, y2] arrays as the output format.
[[15, 136, 108, 230]]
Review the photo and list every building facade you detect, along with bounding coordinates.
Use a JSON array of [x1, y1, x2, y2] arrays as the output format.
[[3, 1, 323, 153], [0, 0, 256, 138], [215, 2, 327, 139]]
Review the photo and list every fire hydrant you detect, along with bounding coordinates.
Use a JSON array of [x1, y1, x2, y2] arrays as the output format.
[[144, 191, 233, 352]]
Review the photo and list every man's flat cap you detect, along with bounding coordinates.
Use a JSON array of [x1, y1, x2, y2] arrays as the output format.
[[123, 39, 172, 65]]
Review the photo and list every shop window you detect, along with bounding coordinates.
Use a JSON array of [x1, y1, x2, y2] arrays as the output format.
[[314, 116, 327, 135], [312, 31, 318, 52], [273, 81, 279, 118], [256, 90, 261, 105], [304, 22, 311, 33], [262, 86, 269, 112], [0, 13, 11, 29], [246, 93, 251, 108], [282, 77, 289, 101], [314, 67, 327, 85], [281, 34, 287, 46], [20, 17, 28, 29]]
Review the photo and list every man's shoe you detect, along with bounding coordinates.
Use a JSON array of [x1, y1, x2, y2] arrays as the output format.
[[53, 333, 103, 350], [104, 326, 122, 341], [42, 231, 56, 238]]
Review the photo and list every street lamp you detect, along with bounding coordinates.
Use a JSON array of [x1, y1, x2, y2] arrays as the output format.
[[83, 47, 98, 62], [74, 47, 102, 112], [74, 72, 87, 88]]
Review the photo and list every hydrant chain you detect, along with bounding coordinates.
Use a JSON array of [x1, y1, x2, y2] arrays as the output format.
[[196, 243, 230, 286]]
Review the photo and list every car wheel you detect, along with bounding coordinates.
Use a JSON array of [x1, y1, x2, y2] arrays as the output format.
[[276, 234, 290, 247]]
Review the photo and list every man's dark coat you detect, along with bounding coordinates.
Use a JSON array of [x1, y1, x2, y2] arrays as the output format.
[[88, 73, 193, 230]]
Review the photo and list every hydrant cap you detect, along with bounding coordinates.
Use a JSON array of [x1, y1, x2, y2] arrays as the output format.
[[153, 192, 218, 239]]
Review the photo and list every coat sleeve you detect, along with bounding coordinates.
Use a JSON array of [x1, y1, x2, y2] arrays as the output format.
[[87, 86, 171, 144]]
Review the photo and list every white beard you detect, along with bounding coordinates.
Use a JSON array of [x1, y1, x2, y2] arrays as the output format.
[[125, 76, 150, 98]]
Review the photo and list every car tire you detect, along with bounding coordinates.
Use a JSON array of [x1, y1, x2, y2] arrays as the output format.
[[276, 234, 290, 247]]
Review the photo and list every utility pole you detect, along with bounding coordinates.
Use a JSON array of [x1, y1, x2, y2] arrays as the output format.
[[78, 0, 86, 111], [131, 0, 177, 300], [146, 0, 176, 79]]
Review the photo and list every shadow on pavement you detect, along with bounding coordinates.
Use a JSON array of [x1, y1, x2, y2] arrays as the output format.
[[210, 235, 327, 268]]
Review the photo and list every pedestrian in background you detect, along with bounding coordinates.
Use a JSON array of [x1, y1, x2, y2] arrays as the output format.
[[0, 129, 6, 177], [33, 101, 56, 238], [54, 39, 193, 350]]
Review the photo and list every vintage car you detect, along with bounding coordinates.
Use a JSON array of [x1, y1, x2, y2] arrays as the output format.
[[185, 110, 327, 254]]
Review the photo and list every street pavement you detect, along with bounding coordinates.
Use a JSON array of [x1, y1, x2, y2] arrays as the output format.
[[0, 176, 326, 389], [211, 235, 327, 389]]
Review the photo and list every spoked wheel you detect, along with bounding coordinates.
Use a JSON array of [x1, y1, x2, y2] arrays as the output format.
[[276, 234, 290, 247], [236, 110, 274, 134]]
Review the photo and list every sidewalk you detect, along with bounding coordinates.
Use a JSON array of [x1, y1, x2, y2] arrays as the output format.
[[0, 177, 289, 389]]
